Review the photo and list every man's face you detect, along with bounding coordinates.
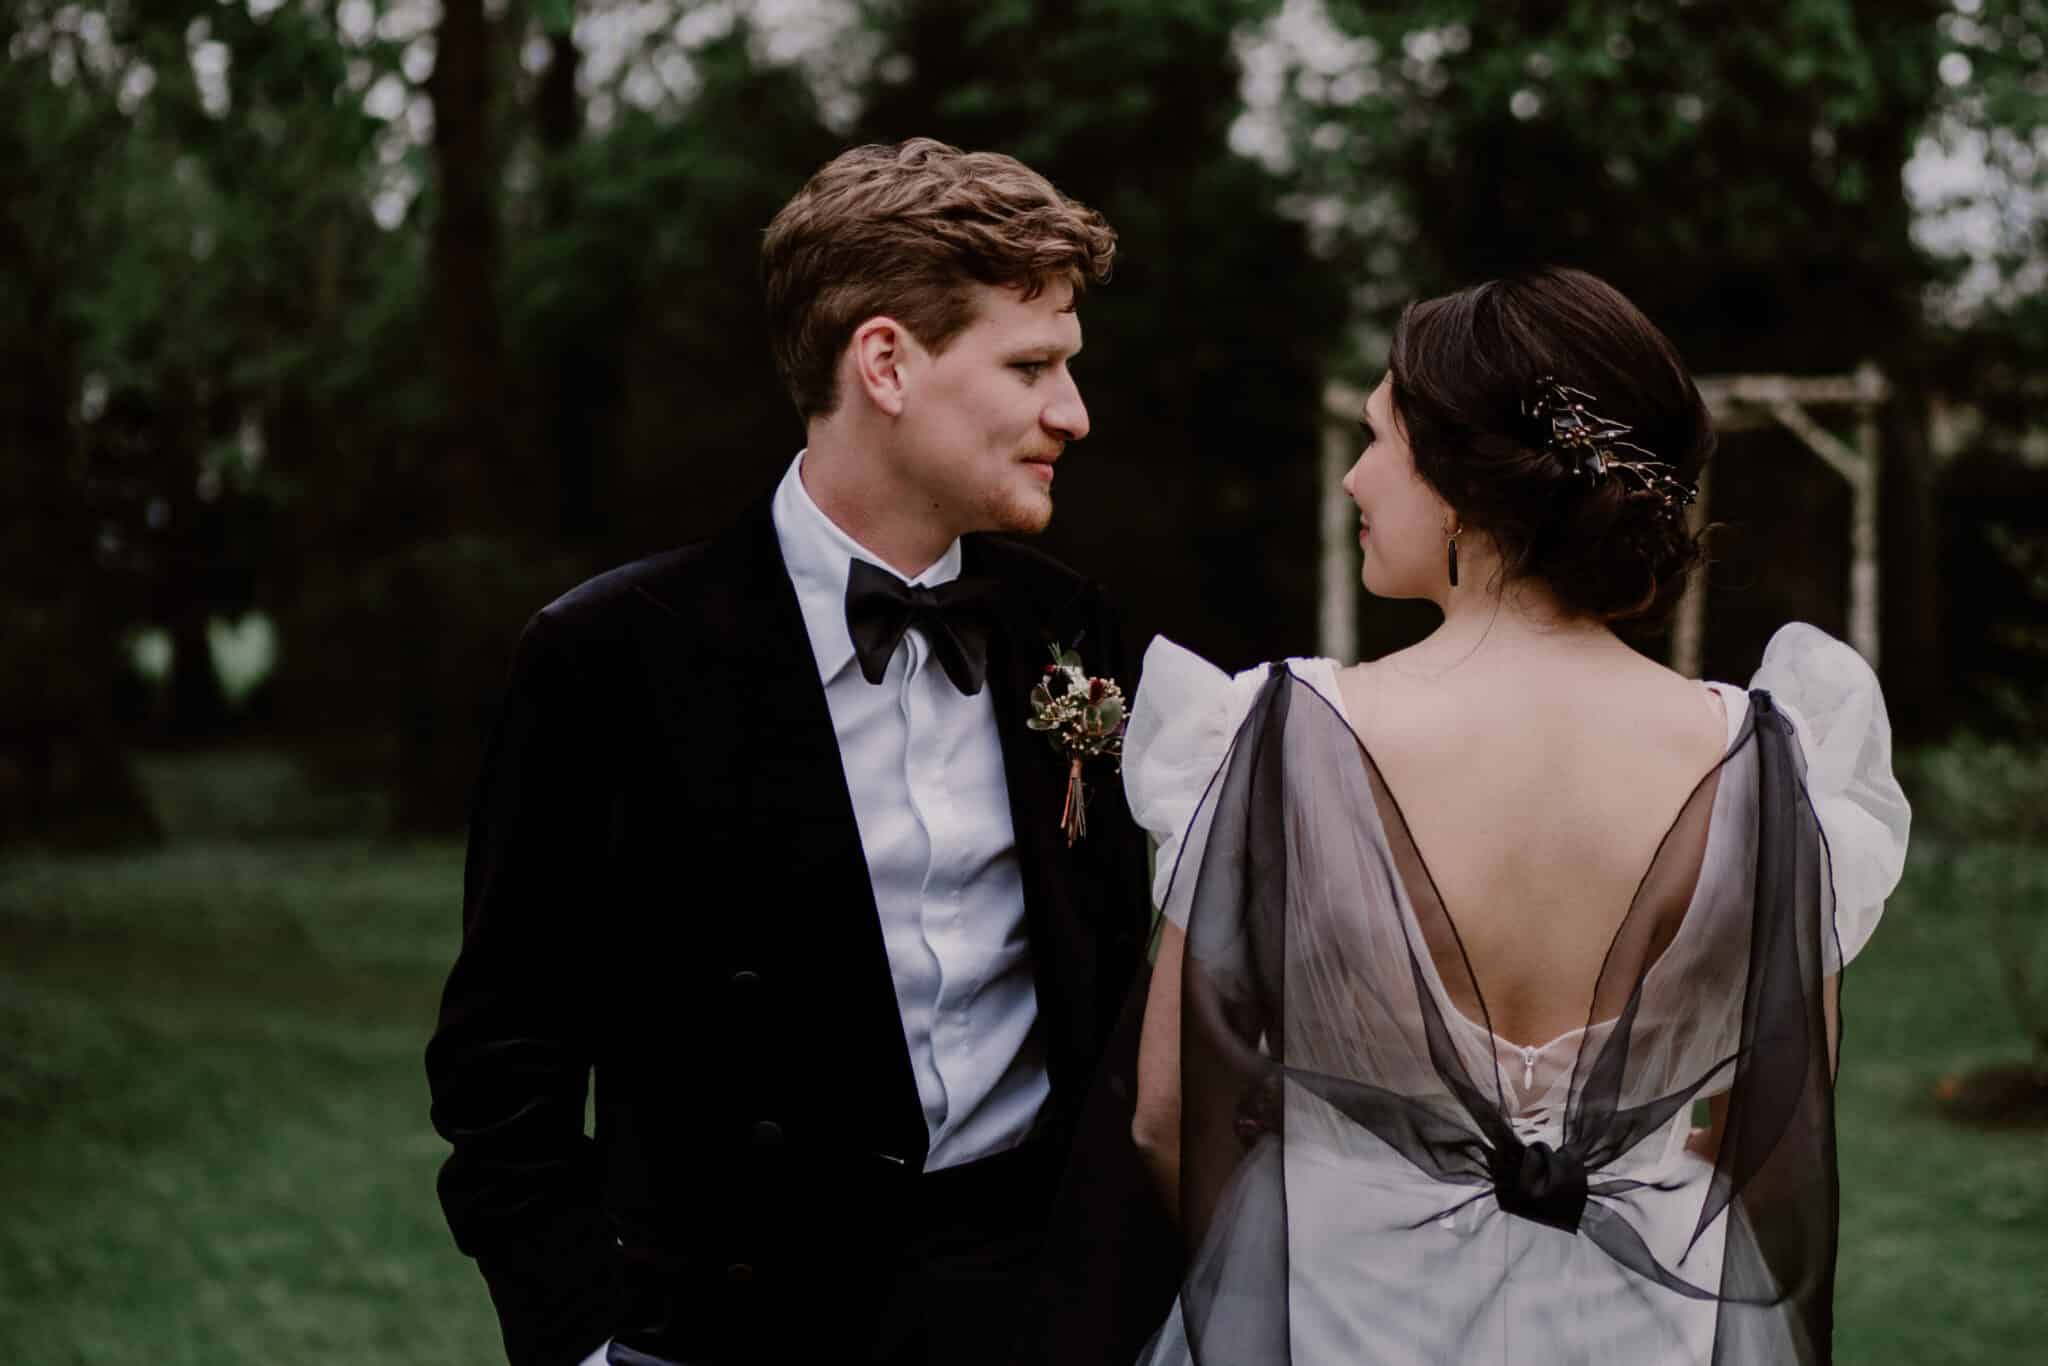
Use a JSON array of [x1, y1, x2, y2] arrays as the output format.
[[889, 281, 1090, 540]]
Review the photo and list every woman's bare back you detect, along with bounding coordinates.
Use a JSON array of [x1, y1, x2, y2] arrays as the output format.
[[1333, 631, 1729, 1049]]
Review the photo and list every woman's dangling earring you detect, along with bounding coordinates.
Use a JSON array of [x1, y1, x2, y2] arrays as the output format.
[[1446, 526, 1461, 589]]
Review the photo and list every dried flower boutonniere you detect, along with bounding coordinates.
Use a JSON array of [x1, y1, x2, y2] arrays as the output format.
[[1028, 641, 1126, 846]]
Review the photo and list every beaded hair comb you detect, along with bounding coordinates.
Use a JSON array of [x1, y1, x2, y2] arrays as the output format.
[[1522, 376, 1697, 518]]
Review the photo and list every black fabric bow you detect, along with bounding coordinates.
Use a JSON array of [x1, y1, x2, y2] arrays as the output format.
[[1489, 1136, 1591, 1234], [843, 558, 1000, 695]]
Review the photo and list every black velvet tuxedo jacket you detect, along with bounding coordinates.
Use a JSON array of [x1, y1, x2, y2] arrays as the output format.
[[425, 497, 1158, 1366]]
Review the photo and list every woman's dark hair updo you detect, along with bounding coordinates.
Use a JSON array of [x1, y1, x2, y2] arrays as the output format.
[[1387, 266, 1714, 635]]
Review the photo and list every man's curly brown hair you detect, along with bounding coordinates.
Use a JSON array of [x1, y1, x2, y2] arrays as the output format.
[[762, 138, 1117, 420]]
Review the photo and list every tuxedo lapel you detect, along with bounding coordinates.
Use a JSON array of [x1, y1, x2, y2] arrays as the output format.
[[638, 499, 929, 1166], [974, 542, 1101, 1105]]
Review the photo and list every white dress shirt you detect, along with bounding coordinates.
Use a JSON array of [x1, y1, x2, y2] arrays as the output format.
[[769, 451, 1048, 1171]]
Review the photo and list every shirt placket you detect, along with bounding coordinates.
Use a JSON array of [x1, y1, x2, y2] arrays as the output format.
[[898, 628, 959, 1144]]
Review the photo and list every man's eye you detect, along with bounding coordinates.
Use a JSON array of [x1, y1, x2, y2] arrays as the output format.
[[1013, 361, 1049, 378]]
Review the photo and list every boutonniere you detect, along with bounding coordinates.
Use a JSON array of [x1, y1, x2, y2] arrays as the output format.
[[1028, 640, 1126, 846]]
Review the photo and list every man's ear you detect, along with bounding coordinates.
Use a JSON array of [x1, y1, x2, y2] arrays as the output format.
[[850, 317, 918, 418]]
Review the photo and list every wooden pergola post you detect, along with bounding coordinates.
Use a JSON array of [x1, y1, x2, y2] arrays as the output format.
[[1685, 364, 1889, 676], [1319, 381, 1368, 664]]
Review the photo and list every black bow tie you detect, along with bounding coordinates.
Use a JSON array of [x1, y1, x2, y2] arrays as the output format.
[[844, 559, 1000, 696]]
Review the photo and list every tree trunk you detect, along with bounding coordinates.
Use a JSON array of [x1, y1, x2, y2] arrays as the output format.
[[0, 232, 158, 844], [426, 0, 510, 535], [1875, 372, 1945, 734], [534, 26, 606, 542], [1850, 82, 1946, 737]]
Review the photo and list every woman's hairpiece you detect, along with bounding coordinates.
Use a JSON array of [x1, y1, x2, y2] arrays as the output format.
[[1523, 376, 1697, 518]]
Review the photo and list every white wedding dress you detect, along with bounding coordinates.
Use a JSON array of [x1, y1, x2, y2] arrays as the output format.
[[1119, 623, 1909, 1365]]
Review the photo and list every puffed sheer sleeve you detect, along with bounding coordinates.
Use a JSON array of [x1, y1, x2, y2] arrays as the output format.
[[1751, 622, 1911, 971], [1123, 637, 1274, 928]]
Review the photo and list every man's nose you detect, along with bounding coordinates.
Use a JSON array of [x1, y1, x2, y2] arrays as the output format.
[[1043, 373, 1090, 442]]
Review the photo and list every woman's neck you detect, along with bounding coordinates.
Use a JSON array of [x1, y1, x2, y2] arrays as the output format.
[[1413, 570, 1626, 674]]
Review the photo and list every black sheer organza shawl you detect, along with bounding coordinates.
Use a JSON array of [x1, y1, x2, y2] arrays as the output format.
[[1154, 667, 1841, 1365]]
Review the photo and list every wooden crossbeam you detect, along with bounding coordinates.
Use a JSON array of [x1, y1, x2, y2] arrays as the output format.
[[1767, 399, 1871, 488], [1697, 369, 1889, 412]]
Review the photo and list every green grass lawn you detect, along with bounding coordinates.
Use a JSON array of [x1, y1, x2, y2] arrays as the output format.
[[1832, 841, 2048, 1363], [0, 837, 500, 1364], [2, 753, 2044, 1362]]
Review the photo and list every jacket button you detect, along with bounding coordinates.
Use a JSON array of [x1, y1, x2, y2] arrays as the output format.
[[752, 1120, 783, 1147], [726, 1262, 755, 1284]]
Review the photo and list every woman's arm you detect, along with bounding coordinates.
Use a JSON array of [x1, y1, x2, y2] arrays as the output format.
[[1684, 1093, 1728, 1163], [1825, 972, 1841, 1079], [1687, 972, 1842, 1165], [1131, 920, 1185, 1215]]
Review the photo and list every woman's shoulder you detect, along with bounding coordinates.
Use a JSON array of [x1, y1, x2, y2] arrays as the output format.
[[1324, 634, 1721, 752]]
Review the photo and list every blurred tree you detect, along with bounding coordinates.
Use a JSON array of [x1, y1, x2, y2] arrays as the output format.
[[856, 0, 1347, 668], [0, 3, 159, 843], [530, 0, 602, 542], [20, 0, 2038, 837], [1923, 0, 2048, 391], [100, 1, 401, 741], [1257, 0, 1954, 715], [0, 1, 461, 834], [362, 2, 849, 827], [428, 0, 515, 533], [501, 10, 842, 562], [1917, 1, 2048, 735]]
